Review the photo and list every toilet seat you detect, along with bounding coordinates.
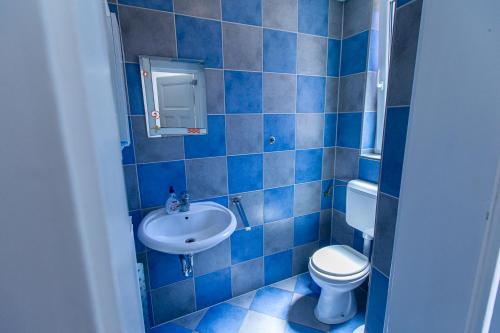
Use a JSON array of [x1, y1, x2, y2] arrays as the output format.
[[310, 245, 369, 278]]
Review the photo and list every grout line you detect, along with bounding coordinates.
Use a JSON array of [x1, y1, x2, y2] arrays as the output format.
[[320, 0, 331, 231], [218, 0, 237, 299], [129, 126, 143, 211], [292, 0, 299, 220], [117, 3, 173, 14], [372, 265, 391, 279], [342, 28, 372, 40], [224, 67, 329, 79], [170, 0, 189, 199], [387, 104, 412, 108], [330, 0, 346, 244], [378, 190, 400, 201], [171, 1, 178, 58], [115, 4, 328, 40], [338, 70, 368, 80], [333, 0, 345, 181], [148, 287, 156, 327], [260, 0, 266, 288]]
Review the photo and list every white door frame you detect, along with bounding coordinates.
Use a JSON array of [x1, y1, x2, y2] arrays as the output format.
[[465, 162, 500, 333], [0, 0, 144, 332]]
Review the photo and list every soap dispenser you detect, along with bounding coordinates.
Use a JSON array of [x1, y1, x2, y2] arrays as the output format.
[[165, 186, 179, 214]]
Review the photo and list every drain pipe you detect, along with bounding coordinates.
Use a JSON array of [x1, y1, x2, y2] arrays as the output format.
[[179, 254, 193, 277], [178, 197, 251, 277], [231, 196, 251, 231], [362, 233, 373, 258]]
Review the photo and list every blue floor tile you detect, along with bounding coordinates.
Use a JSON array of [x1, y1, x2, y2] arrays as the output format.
[[250, 286, 293, 319], [166, 274, 367, 333], [294, 273, 320, 297], [172, 309, 207, 330], [329, 312, 365, 332], [288, 294, 329, 331], [196, 303, 247, 333]]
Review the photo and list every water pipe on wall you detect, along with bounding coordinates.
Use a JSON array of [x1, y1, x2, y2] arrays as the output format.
[[230, 196, 252, 231]]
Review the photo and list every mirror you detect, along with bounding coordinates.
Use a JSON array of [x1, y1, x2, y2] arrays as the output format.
[[139, 56, 207, 137]]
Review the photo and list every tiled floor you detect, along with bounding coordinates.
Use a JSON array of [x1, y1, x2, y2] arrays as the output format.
[[150, 273, 365, 333]]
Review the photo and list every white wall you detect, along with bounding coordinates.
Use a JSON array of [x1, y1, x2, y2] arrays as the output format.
[[385, 0, 500, 332], [0, 0, 143, 332]]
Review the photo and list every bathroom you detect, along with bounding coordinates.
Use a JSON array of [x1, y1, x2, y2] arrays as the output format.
[[1, 1, 499, 333]]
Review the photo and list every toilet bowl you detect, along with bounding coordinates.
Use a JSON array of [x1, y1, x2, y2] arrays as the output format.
[[309, 179, 377, 324], [308, 245, 370, 324]]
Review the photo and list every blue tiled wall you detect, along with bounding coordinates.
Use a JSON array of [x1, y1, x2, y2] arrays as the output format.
[[366, 0, 423, 332], [114, 0, 344, 327], [326, 0, 422, 331], [330, 0, 381, 257], [365, 268, 389, 332]]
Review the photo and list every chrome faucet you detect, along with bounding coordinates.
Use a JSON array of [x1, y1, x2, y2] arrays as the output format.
[[179, 191, 190, 212]]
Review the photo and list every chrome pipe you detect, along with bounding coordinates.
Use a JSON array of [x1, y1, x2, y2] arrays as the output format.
[[230, 196, 251, 231]]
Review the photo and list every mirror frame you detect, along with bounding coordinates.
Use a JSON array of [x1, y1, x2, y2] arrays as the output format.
[[138, 56, 207, 137]]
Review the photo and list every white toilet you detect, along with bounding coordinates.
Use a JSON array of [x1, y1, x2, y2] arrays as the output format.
[[309, 179, 378, 324]]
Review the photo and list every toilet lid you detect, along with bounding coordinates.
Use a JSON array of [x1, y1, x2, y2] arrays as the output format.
[[311, 245, 369, 277]]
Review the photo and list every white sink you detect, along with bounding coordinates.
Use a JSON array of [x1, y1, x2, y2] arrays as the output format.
[[137, 202, 237, 255]]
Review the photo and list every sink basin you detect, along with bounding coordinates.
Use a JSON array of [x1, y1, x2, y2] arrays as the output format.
[[137, 202, 237, 255]]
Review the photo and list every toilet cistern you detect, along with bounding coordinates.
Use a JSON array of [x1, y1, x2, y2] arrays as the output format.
[[346, 179, 378, 256]]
